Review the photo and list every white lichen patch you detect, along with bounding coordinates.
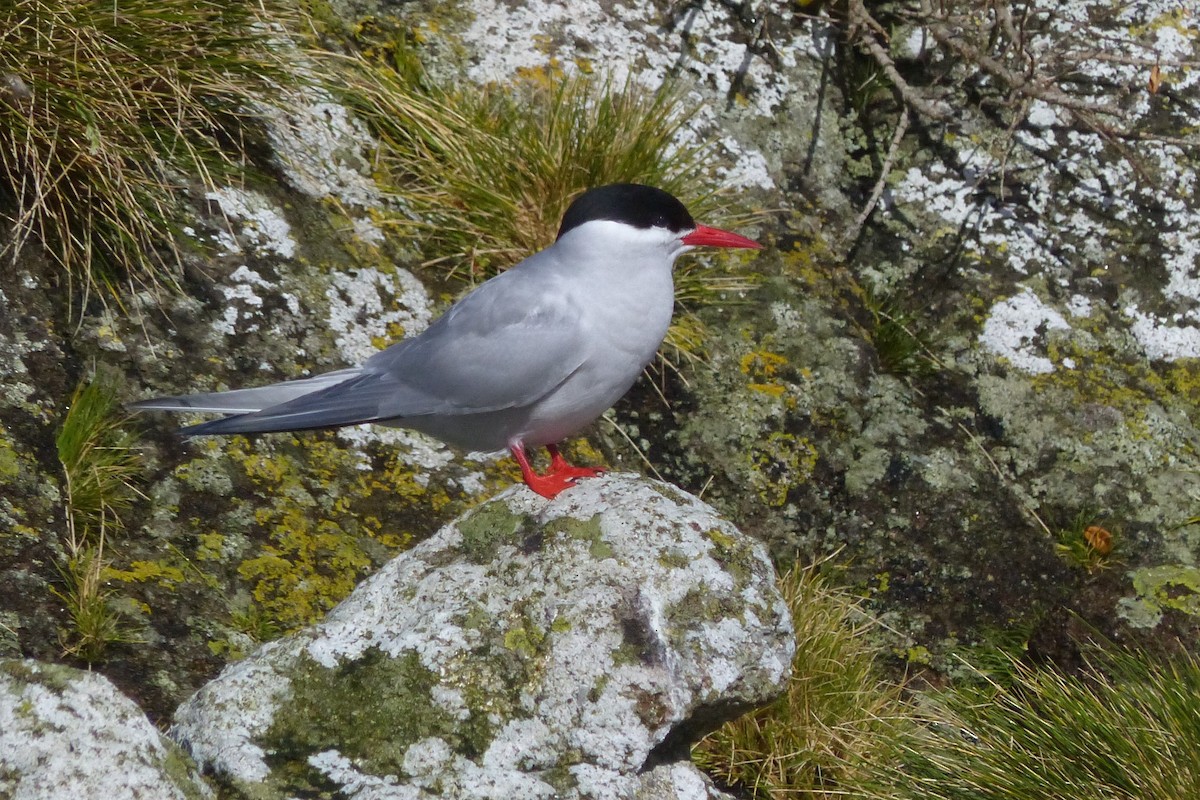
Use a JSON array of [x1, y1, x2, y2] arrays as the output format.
[[1125, 305, 1200, 361], [1, 661, 211, 799], [0, 301, 52, 417], [169, 645, 297, 786], [892, 0, 1200, 362], [309, 750, 413, 800], [205, 186, 298, 259], [263, 90, 383, 211], [979, 288, 1072, 375], [324, 267, 433, 366], [1066, 293, 1093, 318], [212, 266, 274, 337], [321, 267, 450, 467], [334, 425, 454, 476]]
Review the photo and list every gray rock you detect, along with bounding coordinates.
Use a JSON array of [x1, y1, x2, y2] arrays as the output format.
[[0, 659, 212, 800], [170, 473, 793, 799]]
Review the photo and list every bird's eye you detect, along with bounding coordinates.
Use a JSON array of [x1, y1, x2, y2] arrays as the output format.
[[652, 214, 668, 228]]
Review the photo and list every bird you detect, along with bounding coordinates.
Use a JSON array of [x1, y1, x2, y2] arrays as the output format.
[[131, 183, 762, 498]]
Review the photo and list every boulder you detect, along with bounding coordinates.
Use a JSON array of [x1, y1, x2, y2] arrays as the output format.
[[170, 474, 793, 799], [0, 659, 212, 800]]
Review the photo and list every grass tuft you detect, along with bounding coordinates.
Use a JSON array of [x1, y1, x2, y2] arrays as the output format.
[[693, 565, 908, 798], [54, 375, 144, 661], [864, 292, 935, 377], [871, 647, 1200, 800], [1054, 509, 1116, 574], [0, 0, 290, 309], [336, 60, 757, 362]]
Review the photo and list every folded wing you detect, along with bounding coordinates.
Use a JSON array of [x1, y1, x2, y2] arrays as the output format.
[[145, 266, 588, 437]]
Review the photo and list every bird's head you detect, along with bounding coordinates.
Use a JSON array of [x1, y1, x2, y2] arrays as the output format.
[[555, 184, 761, 260]]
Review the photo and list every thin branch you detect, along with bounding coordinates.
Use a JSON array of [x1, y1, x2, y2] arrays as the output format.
[[843, 106, 910, 250], [847, 0, 954, 121]]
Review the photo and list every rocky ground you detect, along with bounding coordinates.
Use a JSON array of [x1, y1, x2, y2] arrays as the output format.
[[0, 0, 1198, 777]]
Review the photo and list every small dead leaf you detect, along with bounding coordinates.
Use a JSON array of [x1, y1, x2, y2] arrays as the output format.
[[1084, 525, 1113, 556]]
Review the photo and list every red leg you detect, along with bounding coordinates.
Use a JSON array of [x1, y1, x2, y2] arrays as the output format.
[[509, 443, 605, 499]]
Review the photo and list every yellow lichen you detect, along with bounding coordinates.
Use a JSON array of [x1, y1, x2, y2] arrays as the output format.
[[105, 560, 185, 586], [212, 435, 433, 630], [740, 349, 790, 397], [748, 432, 819, 507]]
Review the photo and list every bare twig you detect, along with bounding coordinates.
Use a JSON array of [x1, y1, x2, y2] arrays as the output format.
[[847, 0, 954, 121], [844, 106, 910, 250]]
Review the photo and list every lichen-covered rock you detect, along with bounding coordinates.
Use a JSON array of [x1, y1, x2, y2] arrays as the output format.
[[169, 473, 792, 799], [0, 659, 212, 800]]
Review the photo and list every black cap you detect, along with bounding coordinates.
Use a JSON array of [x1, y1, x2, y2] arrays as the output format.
[[556, 184, 695, 240]]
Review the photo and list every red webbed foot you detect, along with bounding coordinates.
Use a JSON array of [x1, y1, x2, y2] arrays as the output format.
[[546, 443, 606, 481], [510, 443, 606, 499]]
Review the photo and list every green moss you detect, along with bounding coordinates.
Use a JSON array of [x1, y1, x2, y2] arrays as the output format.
[[540, 763, 580, 794], [457, 502, 527, 564], [460, 603, 492, 632], [0, 659, 78, 694], [703, 527, 758, 586], [658, 548, 691, 569], [266, 649, 471, 781], [0, 430, 20, 482], [159, 745, 213, 800], [503, 626, 542, 658], [544, 514, 611, 559], [705, 528, 736, 551], [667, 587, 741, 640]]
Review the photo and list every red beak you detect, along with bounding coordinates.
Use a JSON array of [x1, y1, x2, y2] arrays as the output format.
[[681, 224, 762, 250]]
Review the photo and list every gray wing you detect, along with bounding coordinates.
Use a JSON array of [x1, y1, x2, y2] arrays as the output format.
[[179, 265, 588, 436]]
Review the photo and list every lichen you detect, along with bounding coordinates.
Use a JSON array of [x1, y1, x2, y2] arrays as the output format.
[[748, 432, 818, 508], [181, 434, 440, 631], [1118, 564, 1200, 629], [457, 502, 526, 564], [544, 514, 610, 560]]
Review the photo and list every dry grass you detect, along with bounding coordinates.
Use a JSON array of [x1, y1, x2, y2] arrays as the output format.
[[693, 565, 909, 798], [867, 647, 1200, 800], [0, 0, 290, 310]]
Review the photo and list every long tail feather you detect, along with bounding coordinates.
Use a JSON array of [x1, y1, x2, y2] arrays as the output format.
[[129, 368, 362, 415]]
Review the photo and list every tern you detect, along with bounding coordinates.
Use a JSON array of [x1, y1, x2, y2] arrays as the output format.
[[132, 183, 762, 498]]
